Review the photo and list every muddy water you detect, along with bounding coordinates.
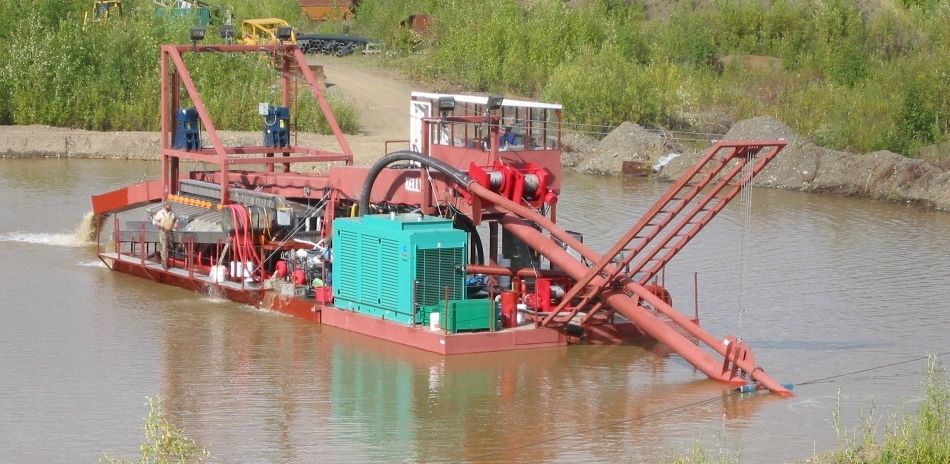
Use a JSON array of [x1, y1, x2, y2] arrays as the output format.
[[1, 158, 949, 463]]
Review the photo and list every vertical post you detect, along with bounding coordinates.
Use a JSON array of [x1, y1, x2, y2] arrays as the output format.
[[113, 214, 119, 254], [488, 221, 498, 265], [694, 271, 699, 323], [489, 285, 496, 332], [443, 286, 449, 335], [488, 293, 495, 333], [259, 244, 265, 284], [420, 119, 433, 215], [411, 280, 418, 326], [139, 223, 145, 265], [160, 48, 170, 200], [281, 47, 292, 173], [488, 114, 500, 164]]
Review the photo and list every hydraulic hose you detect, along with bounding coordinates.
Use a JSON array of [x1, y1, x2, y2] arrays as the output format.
[[357, 150, 593, 267], [358, 150, 471, 218], [453, 212, 484, 265]]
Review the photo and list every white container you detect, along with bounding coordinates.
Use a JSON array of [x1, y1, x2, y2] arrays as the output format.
[[230, 261, 252, 278], [497, 258, 511, 290], [210, 265, 227, 283], [429, 312, 441, 331]]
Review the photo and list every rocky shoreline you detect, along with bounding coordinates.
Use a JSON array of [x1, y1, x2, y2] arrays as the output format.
[[563, 117, 950, 212], [3, 121, 948, 211]]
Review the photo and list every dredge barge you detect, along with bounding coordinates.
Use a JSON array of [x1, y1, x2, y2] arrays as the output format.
[[92, 42, 792, 395]]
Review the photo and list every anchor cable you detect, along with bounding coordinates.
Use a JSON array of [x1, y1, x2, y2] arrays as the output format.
[[456, 351, 950, 463], [795, 350, 950, 387], [736, 149, 755, 339]]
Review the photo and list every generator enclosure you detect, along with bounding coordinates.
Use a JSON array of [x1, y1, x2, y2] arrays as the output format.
[[333, 214, 468, 325]]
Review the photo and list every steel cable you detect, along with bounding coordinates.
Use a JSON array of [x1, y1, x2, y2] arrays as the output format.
[[455, 351, 950, 463]]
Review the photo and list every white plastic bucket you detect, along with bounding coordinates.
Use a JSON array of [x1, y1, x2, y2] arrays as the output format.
[[210, 265, 227, 283], [230, 261, 252, 278], [516, 303, 527, 325], [429, 312, 441, 331]]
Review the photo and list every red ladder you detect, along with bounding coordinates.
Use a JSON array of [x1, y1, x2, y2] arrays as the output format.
[[540, 141, 786, 327]]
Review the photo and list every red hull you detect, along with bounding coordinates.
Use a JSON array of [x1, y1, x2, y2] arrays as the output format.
[[104, 253, 660, 354]]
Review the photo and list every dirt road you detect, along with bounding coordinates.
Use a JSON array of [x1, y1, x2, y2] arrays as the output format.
[[0, 56, 427, 164], [315, 56, 422, 140]]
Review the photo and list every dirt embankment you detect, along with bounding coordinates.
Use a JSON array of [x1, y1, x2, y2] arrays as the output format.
[[2, 55, 947, 211], [564, 117, 950, 211]]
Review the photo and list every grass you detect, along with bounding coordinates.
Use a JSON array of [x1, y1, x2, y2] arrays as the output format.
[[2, 0, 946, 156], [817, 355, 950, 463], [342, 0, 949, 157], [0, 0, 359, 134]]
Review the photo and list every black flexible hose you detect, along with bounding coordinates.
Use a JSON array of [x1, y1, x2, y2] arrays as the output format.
[[453, 212, 485, 265], [358, 150, 471, 218]]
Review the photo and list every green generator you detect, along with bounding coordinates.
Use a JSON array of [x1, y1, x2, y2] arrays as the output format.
[[333, 214, 468, 325]]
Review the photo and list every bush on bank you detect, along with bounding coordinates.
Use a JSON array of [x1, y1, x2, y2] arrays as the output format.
[[821, 356, 950, 464], [348, 0, 948, 157], [662, 356, 950, 463], [0, 0, 359, 134]]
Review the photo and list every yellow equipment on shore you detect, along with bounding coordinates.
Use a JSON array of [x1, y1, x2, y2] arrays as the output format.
[[84, 0, 122, 28], [240, 18, 297, 45]]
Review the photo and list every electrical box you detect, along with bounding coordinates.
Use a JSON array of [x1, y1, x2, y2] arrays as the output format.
[[263, 105, 290, 148], [418, 299, 495, 333], [333, 214, 468, 325], [173, 108, 201, 151]]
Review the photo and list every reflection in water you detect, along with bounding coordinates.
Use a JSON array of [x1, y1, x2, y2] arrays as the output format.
[[152, 305, 772, 463], [157, 307, 772, 463], [1, 160, 949, 463]]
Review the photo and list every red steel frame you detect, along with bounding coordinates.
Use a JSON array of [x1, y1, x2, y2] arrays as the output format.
[[544, 141, 786, 326], [159, 43, 353, 205]]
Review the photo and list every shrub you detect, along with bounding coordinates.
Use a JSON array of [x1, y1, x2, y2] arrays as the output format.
[[101, 396, 209, 464], [542, 45, 692, 131], [0, 1, 358, 134]]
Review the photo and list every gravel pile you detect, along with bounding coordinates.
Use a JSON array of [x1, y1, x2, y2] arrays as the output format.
[[575, 122, 680, 175], [658, 116, 950, 210], [560, 132, 598, 168]]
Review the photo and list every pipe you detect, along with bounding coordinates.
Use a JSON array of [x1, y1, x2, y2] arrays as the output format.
[[466, 264, 569, 279], [501, 216, 791, 396], [517, 307, 550, 316], [292, 239, 319, 249], [358, 150, 471, 218], [465, 180, 789, 393], [357, 150, 593, 265], [453, 213, 484, 265]]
